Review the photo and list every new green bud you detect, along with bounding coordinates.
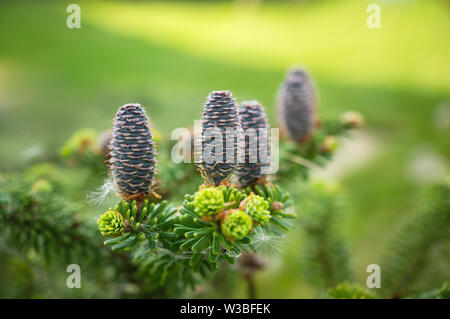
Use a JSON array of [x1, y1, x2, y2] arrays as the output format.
[[60, 129, 98, 158], [341, 111, 365, 129], [192, 187, 225, 217], [244, 194, 271, 225], [31, 179, 53, 194], [221, 209, 253, 241], [97, 210, 126, 237], [320, 136, 338, 154]]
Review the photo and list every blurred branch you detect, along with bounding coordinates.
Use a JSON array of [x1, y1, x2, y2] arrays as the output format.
[[380, 179, 450, 298]]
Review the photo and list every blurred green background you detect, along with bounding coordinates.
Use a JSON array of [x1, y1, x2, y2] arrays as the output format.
[[0, 0, 449, 298]]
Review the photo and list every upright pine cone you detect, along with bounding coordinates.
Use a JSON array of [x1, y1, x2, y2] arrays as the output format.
[[197, 90, 240, 186], [110, 104, 156, 200], [277, 68, 317, 142], [235, 100, 271, 188]]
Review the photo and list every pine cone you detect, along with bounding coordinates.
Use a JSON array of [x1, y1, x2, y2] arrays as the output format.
[[277, 68, 317, 142], [197, 90, 240, 186], [235, 100, 271, 187], [110, 104, 156, 200]]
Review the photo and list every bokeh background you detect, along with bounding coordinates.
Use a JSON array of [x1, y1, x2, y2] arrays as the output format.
[[0, 0, 449, 298]]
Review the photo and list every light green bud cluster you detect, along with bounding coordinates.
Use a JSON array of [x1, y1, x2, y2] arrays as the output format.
[[192, 187, 225, 217], [221, 209, 253, 241], [97, 210, 125, 237], [244, 194, 271, 225], [60, 129, 98, 158]]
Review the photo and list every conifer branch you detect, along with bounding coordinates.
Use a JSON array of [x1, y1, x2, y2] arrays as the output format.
[[297, 180, 352, 289], [380, 179, 450, 298]]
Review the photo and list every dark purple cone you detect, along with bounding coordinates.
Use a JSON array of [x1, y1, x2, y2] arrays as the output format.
[[236, 100, 271, 188], [110, 104, 156, 199], [277, 68, 317, 142], [197, 90, 240, 186]]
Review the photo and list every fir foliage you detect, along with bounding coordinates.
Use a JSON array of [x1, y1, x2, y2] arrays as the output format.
[[327, 282, 375, 299], [0, 177, 108, 266], [297, 180, 352, 288], [380, 179, 450, 298]]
